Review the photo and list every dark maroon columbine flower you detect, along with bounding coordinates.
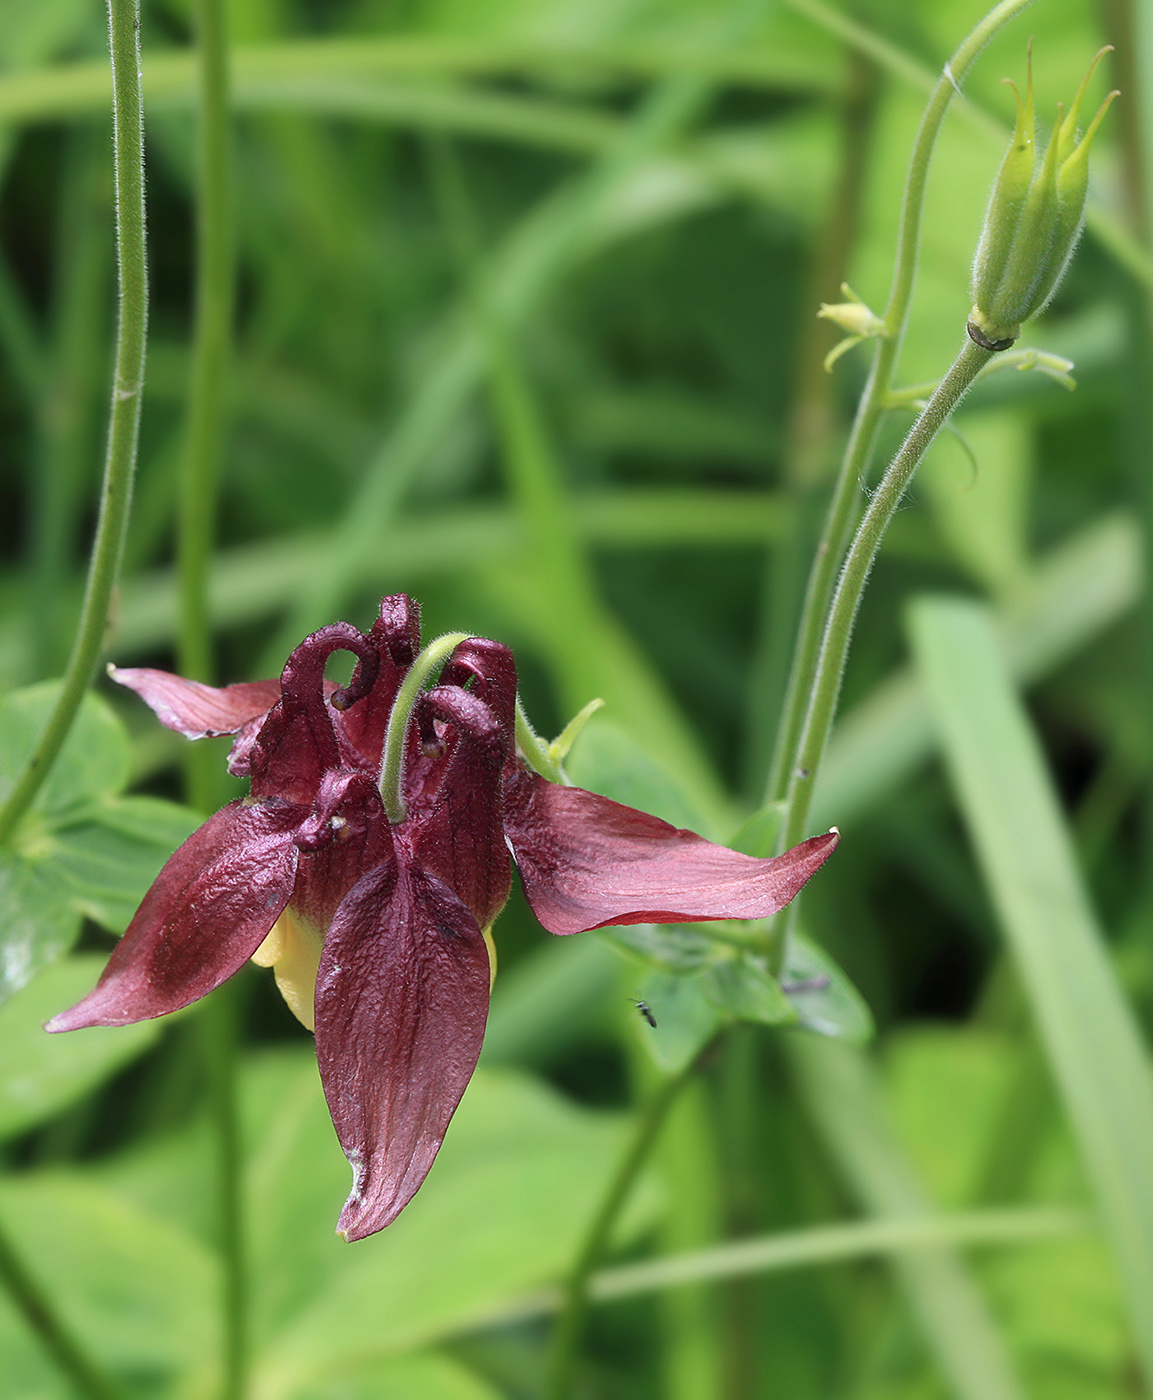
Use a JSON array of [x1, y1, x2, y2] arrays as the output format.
[[48, 596, 838, 1240]]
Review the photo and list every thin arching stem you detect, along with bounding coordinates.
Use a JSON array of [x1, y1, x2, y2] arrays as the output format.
[[763, 0, 1035, 812], [0, 0, 147, 848]]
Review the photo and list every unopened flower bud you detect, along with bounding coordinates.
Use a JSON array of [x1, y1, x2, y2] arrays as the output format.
[[969, 49, 1117, 353], [817, 284, 886, 370]]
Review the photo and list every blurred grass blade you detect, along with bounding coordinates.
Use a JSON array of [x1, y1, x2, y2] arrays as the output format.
[[787, 1035, 1025, 1400], [910, 595, 1153, 1383]]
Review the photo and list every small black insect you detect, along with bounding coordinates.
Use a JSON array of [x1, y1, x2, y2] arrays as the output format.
[[631, 999, 657, 1028]]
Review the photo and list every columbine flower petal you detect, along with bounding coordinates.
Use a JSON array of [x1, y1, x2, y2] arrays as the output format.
[[51, 592, 842, 1239], [502, 769, 839, 935], [108, 667, 283, 739], [46, 800, 300, 1029], [315, 858, 491, 1241]]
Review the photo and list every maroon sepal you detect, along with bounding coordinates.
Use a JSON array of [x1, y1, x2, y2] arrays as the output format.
[[503, 769, 839, 935], [249, 623, 379, 807], [109, 667, 282, 739], [408, 679, 512, 932], [315, 859, 490, 1241], [46, 801, 300, 1030]]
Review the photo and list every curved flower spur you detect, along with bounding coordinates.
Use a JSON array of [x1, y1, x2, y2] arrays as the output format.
[[48, 596, 839, 1240]]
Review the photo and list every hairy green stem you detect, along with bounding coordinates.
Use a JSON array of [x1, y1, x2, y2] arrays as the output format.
[[179, 0, 234, 814], [546, 1060, 697, 1400], [781, 337, 990, 852], [378, 633, 468, 822], [764, 0, 1034, 810], [0, 0, 147, 848], [0, 1209, 120, 1400]]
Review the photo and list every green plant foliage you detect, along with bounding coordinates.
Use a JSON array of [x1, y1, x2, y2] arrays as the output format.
[[0, 956, 159, 1140], [0, 683, 199, 1002], [0, 0, 1147, 1393]]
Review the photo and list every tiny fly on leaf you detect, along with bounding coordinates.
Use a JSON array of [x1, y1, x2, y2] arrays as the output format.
[[631, 998, 657, 1028]]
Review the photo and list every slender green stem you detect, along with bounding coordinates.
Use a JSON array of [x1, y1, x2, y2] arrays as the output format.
[[781, 337, 990, 851], [179, 0, 234, 814], [378, 633, 468, 821], [763, 0, 1034, 810], [0, 1209, 120, 1400], [176, 11, 243, 1395], [0, 0, 147, 848], [199, 986, 246, 1400], [546, 1060, 697, 1400]]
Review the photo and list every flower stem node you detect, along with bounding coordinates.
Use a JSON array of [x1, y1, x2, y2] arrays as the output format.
[[47, 595, 839, 1240], [970, 46, 1117, 351], [817, 284, 887, 371]]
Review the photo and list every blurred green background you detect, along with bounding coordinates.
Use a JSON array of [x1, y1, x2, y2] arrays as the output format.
[[0, 0, 1150, 1396]]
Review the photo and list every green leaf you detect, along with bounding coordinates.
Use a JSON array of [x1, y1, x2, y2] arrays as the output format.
[[634, 968, 723, 1073], [0, 682, 129, 820], [283, 1351, 504, 1400], [52, 794, 199, 932], [603, 919, 714, 974], [0, 1173, 217, 1377], [0, 956, 159, 1141], [0, 683, 198, 999], [699, 951, 796, 1026], [242, 1056, 656, 1379], [910, 595, 1153, 1386], [783, 930, 873, 1045], [0, 848, 81, 1003]]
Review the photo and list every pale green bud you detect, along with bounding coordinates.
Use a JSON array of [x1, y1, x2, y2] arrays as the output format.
[[817, 284, 886, 370], [969, 49, 1117, 353]]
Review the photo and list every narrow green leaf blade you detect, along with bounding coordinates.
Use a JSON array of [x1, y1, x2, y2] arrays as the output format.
[[910, 595, 1153, 1381]]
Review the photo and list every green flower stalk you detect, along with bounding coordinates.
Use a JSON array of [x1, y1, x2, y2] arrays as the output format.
[[968, 48, 1117, 352]]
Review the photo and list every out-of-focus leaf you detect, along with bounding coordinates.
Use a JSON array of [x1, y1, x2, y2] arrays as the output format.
[[634, 967, 723, 1073], [52, 794, 200, 932], [0, 684, 198, 1000], [0, 682, 128, 818], [283, 1351, 504, 1400], [0, 1174, 217, 1379], [699, 951, 795, 1026], [783, 930, 873, 1045], [0, 955, 158, 1140], [238, 1054, 655, 1375], [911, 596, 1153, 1386], [481, 929, 620, 1066], [0, 852, 80, 1004]]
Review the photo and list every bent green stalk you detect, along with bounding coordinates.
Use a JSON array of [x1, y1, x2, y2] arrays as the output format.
[[781, 336, 990, 853], [764, 0, 1035, 810], [379, 633, 469, 822], [0, 0, 147, 847]]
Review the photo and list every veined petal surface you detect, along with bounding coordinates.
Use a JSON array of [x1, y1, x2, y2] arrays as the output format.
[[109, 667, 281, 738], [315, 859, 490, 1240], [46, 801, 300, 1029], [504, 771, 839, 935]]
